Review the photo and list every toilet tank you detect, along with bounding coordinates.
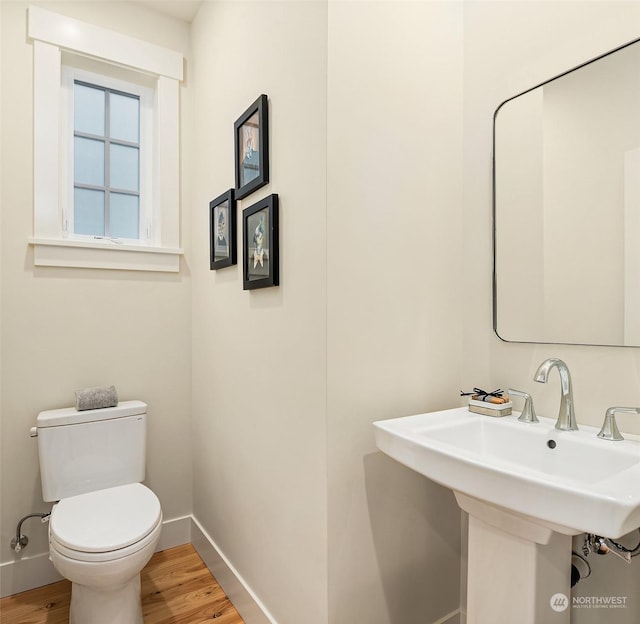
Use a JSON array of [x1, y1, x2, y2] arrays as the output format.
[[36, 400, 147, 502]]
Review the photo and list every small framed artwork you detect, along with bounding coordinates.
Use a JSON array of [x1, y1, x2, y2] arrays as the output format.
[[234, 94, 269, 200], [243, 194, 279, 290], [209, 189, 237, 270]]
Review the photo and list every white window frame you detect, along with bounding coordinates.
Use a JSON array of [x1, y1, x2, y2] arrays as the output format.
[[28, 6, 183, 272]]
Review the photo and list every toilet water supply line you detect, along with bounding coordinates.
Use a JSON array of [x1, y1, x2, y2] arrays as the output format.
[[10, 512, 51, 553]]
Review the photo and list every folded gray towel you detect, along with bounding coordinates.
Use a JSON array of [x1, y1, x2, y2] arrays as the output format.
[[75, 386, 118, 411]]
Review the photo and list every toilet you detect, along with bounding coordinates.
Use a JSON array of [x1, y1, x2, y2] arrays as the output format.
[[36, 400, 162, 624]]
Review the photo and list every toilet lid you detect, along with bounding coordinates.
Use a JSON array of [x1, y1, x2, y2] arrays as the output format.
[[50, 483, 161, 553]]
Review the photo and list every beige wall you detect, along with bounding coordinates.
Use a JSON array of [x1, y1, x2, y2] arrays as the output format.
[[326, 2, 463, 622], [464, 2, 640, 622], [542, 46, 640, 344], [494, 90, 545, 340], [3, 1, 640, 623], [189, 2, 329, 623], [0, 0, 193, 563], [190, 2, 463, 623], [465, 0, 640, 447]]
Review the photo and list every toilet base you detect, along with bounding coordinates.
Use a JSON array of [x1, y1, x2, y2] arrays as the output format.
[[70, 574, 143, 624]]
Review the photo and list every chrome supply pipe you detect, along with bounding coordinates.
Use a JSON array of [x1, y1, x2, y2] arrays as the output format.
[[10, 512, 51, 553]]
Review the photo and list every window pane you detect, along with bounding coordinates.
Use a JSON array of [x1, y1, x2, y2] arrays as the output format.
[[110, 193, 139, 239], [74, 188, 105, 236], [74, 137, 105, 186], [110, 144, 139, 191], [74, 83, 105, 136], [110, 93, 139, 143]]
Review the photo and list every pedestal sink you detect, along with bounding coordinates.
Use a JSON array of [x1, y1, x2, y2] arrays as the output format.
[[373, 408, 640, 623]]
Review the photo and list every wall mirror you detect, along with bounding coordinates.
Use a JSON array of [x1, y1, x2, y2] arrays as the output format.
[[493, 37, 640, 347]]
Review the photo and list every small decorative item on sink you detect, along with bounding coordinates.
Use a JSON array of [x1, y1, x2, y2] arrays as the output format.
[[461, 387, 512, 417]]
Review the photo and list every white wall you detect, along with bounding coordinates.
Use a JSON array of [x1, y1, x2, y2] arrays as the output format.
[[0, 0, 193, 589], [463, 2, 640, 623]]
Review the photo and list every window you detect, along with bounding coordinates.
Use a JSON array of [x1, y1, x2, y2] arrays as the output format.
[[61, 62, 155, 244], [72, 81, 142, 239], [28, 6, 183, 272]]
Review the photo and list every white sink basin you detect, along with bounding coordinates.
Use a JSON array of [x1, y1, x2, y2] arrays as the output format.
[[374, 407, 640, 538]]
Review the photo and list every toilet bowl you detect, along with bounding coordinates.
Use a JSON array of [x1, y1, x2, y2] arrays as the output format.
[[48, 483, 162, 624]]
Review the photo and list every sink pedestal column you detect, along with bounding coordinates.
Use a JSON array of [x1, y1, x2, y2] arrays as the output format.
[[456, 493, 572, 624]]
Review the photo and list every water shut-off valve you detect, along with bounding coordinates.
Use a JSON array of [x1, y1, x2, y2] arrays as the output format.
[[10, 513, 51, 553], [584, 534, 633, 563]]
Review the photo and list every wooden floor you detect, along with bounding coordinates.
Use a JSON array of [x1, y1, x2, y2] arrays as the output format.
[[0, 544, 245, 624]]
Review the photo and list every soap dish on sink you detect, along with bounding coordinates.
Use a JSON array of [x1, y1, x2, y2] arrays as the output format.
[[468, 398, 512, 417]]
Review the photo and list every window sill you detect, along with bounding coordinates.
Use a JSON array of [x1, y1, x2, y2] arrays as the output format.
[[29, 237, 183, 272]]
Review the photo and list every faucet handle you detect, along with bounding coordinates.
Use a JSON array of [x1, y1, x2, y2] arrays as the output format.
[[597, 407, 640, 441], [508, 389, 539, 423]]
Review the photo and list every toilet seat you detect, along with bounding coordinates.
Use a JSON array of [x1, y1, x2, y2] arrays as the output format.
[[50, 483, 162, 562], [50, 519, 162, 563]]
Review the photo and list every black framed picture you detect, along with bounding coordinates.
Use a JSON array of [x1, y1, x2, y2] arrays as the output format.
[[209, 189, 237, 270], [234, 94, 269, 200], [243, 194, 279, 290]]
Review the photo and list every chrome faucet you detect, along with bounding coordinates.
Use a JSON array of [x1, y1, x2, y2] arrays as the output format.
[[533, 358, 578, 431]]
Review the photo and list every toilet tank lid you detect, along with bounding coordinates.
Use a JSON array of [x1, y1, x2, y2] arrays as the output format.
[[37, 400, 147, 428]]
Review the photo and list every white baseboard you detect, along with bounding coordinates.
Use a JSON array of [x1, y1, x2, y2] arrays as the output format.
[[155, 514, 192, 552], [1, 514, 277, 624], [2, 514, 452, 624], [0, 515, 192, 598], [0, 550, 62, 599], [190, 515, 277, 624], [434, 609, 463, 624]]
